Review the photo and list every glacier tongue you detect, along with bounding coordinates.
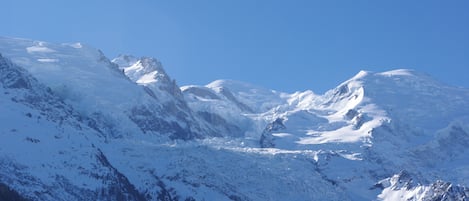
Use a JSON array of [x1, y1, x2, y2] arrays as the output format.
[[1, 36, 469, 201]]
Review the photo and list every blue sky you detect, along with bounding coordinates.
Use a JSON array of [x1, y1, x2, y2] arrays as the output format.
[[2, 0, 468, 93]]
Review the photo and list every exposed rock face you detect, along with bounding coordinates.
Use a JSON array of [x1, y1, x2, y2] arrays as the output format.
[[260, 118, 286, 148], [1, 37, 469, 201], [0, 54, 80, 129], [424, 181, 468, 201], [377, 171, 469, 201], [112, 55, 217, 139], [94, 149, 147, 201], [0, 183, 28, 201], [0, 54, 31, 89]]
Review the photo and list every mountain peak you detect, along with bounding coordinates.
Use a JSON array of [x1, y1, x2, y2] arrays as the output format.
[[205, 79, 286, 113], [339, 69, 443, 92], [112, 55, 168, 85], [337, 69, 469, 132], [351, 70, 371, 80], [112, 54, 138, 67], [2, 36, 469, 201], [348, 69, 426, 81]]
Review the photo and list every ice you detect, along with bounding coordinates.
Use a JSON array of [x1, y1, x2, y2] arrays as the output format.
[[1, 36, 469, 200]]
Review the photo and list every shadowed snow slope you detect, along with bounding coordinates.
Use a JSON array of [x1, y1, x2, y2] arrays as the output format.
[[1, 37, 468, 201]]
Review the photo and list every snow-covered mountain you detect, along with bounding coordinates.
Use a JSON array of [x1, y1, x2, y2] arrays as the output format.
[[0, 36, 468, 201]]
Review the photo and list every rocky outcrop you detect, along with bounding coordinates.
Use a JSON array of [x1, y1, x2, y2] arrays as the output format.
[[377, 171, 469, 201], [260, 118, 286, 148], [0, 183, 29, 201], [95, 149, 147, 201]]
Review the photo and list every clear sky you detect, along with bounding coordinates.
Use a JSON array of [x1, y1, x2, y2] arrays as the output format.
[[2, 0, 468, 93]]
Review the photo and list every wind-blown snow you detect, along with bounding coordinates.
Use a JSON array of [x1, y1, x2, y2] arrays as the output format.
[[26, 45, 56, 53], [378, 69, 415, 77]]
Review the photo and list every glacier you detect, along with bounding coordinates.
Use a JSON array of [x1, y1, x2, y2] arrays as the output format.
[[0, 36, 468, 201]]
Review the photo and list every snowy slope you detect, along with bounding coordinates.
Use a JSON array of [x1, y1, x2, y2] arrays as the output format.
[[111, 54, 230, 138], [0, 37, 208, 140], [181, 80, 287, 139], [0, 53, 146, 200], [182, 69, 469, 200], [1, 36, 468, 201]]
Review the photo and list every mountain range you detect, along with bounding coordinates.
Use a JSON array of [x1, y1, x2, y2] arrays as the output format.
[[0, 36, 468, 201]]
